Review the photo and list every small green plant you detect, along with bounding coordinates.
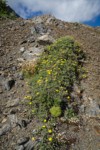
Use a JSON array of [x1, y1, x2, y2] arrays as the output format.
[[64, 108, 75, 119], [50, 106, 62, 117]]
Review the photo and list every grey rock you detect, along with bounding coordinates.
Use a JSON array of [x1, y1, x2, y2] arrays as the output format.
[[34, 23, 47, 35], [32, 17, 43, 24], [8, 114, 18, 127], [73, 83, 81, 94], [15, 145, 24, 150], [46, 16, 56, 24], [37, 34, 55, 45], [18, 72, 24, 80], [27, 36, 35, 43], [20, 47, 25, 53], [30, 27, 36, 35], [12, 66, 17, 71], [79, 105, 85, 113], [22, 47, 43, 61], [6, 98, 20, 107], [17, 137, 29, 145], [57, 22, 64, 29], [0, 123, 11, 136], [15, 72, 24, 80], [24, 140, 34, 150], [4, 78, 15, 91], [86, 99, 100, 117]]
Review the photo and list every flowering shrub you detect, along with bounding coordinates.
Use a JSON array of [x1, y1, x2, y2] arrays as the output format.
[[26, 36, 86, 149], [30, 37, 85, 119]]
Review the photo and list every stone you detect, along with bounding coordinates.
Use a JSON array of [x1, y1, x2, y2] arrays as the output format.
[[22, 47, 43, 61], [34, 23, 47, 35], [32, 17, 43, 24], [46, 16, 56, 24], [86, 98, 100, 117], [1, 118, 7, 123], [27, 36, 35, 43], [17, 58, 25, 62], [17, 137, 30, 145], [73, 83, 81, 94], [30, 27, 36, 35], [6, 98, 20, 107], [37, 34, 55, 45], [20, 47, 25, 53], [8, 114, 18, 127], [24, 140, 34, 150], [4, 78, 15, 91], [15, 145, 24, 150], [12, 66, 17, 71], [0, 123, 11, 136], [15, 72, 24, 80], [79, 105, 85, 113]]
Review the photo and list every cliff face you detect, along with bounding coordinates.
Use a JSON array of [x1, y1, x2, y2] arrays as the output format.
[[0, 15, 100, 150]]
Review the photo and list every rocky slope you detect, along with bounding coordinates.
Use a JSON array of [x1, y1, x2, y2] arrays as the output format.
[[0, 15, 100, 150]]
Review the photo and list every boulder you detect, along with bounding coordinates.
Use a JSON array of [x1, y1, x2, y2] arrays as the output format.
[[22, 47, 43, 61], [37, 34, 55, 45]]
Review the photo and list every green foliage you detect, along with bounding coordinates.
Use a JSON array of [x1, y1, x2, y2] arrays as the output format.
[[0, 0, 16, 19], [50, 106, 62, 117], [64, 108, 75, 119], [29, 36, 85, 119], [32, 124, 60, 150]]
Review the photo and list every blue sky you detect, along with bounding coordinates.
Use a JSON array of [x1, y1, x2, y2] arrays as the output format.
[[7, 0, 100, 27]]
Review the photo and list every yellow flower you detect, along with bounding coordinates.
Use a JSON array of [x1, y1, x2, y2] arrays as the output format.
[[48, 129, 52, 133], [37, 79, 42, 84], [43, 119, 47, 123], [55, 89, 59, 92], [36, 92, 39, 96], [47, 70, 52, 75], [42, 125, 46, 128], [29, 102, 32, 105], [67, 96, 70, 99], [32, 137, 35, 141], [48, 137, 52, 142], [24, 96, 32, 100]]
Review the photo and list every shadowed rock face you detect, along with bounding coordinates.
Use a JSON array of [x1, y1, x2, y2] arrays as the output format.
[[6, 5, 19, 17], [0, 15, 100, 150]]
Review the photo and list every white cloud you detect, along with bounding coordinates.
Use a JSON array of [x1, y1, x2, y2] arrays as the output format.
[[7, 0, 100, 22]]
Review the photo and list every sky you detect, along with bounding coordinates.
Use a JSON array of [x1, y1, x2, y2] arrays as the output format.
[[7, 0, 100, 26]]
